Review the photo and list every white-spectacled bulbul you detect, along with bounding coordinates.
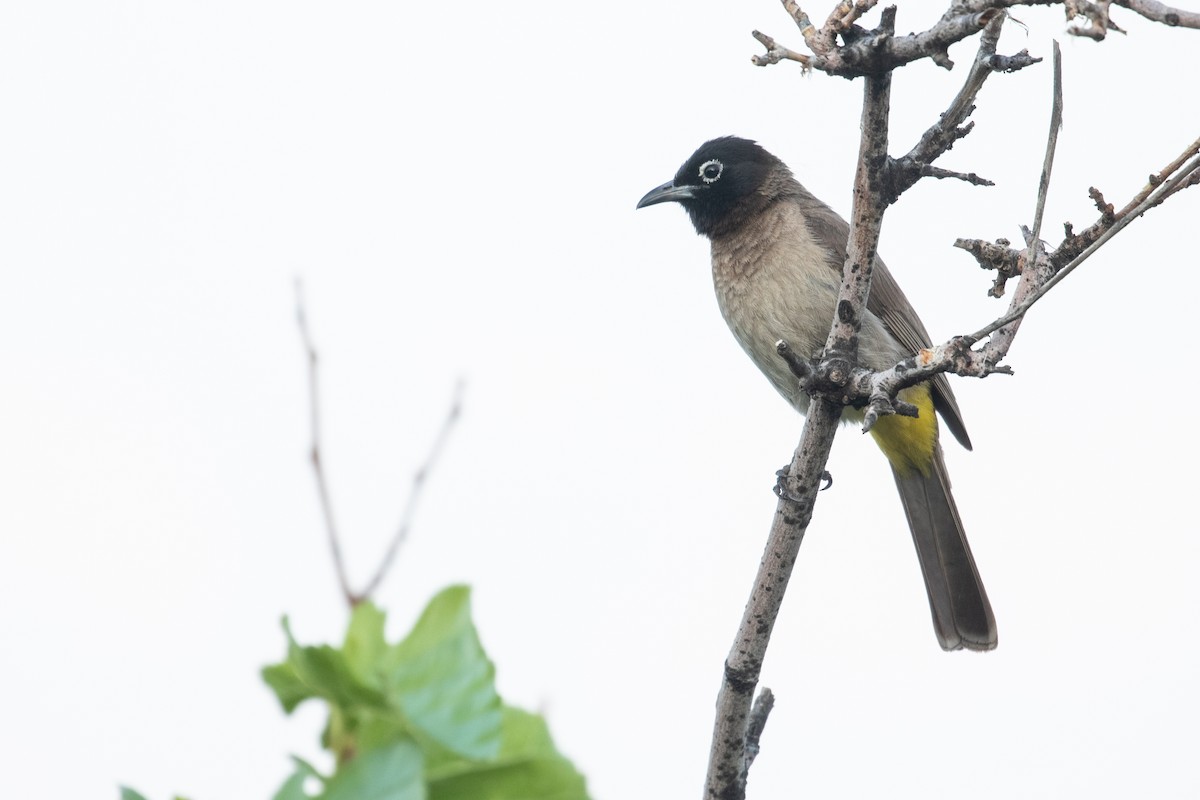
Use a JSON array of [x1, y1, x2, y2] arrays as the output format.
[[637, 136, 996, 651]]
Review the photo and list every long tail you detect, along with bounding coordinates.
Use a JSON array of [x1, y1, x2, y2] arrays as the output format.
[[891, 446, 997, 651]]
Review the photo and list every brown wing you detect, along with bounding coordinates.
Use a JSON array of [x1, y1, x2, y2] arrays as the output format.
[[797, 190, 973, 451], [868, 259, 972, 451]]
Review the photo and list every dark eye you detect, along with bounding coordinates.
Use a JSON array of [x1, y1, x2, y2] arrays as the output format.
[[699, 159, 723, 184]]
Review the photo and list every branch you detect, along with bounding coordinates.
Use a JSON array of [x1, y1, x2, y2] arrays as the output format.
[[753, 0, 1197, 77], [712, 0, 1200, 790], [855, 134, 1200, 427], [890, 11, 1039, 200], [701, 69, 894, 800], [979, 146, 1200, 341], [701, 400, 838, 800], [296, 280, 356, 608], [295, 281, 464, 606], [1067, 0, 1200, 38], [1065, 0, 1126, 40], [1116, 0, 1200, 28], [771, 59, 1199, 433], [358, 380, 464, 600], [742, 689, 775, 781], [954, 133, 1200, 312], [988, 38, 1064, 345], [757, 5, 1001, 77], [751, 30, 812, 69]]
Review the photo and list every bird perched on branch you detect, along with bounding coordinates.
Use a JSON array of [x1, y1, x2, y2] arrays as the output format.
[[637, 136, 996, 651]]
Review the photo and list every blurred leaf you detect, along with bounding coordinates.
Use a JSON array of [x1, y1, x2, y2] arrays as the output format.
[[343, 602, 388, 690], [356, 709, 414, 754], [117, 791, 193, 800], [263, 660, 315, 714], [141, 586, 588, 800], [496, 706, 559, 758], [427, 708, 587, 800], [383, 586, 502, 761], [322, 740, 425, 800], [264, 617, 389, 714], [270, 768, 312, 800]]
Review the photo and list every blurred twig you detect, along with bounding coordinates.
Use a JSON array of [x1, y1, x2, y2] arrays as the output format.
[[294, 279, 463, 606]]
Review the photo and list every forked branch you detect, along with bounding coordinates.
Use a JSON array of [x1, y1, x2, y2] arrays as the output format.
[[705, 4, 1198, 799], [295, 281, 463, 607]]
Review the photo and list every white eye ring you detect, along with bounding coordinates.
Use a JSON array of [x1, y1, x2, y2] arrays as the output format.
[[698, 159, 723, 184]]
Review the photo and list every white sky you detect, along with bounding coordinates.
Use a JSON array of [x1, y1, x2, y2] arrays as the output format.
[[2, 3, 1198, 799]]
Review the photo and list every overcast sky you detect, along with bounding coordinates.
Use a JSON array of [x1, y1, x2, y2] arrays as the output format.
[[3, 3, 1198, 799]]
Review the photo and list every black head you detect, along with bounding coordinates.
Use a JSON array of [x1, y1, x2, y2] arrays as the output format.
[[636, 136, 787, 237]]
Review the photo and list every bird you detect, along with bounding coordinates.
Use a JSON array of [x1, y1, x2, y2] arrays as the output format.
[[636, 136, 997, 651]]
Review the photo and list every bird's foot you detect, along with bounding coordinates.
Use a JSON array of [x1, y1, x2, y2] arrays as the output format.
[[773, 466, 832, 501]]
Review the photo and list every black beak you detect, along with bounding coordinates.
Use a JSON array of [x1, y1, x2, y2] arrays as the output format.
[[636, 180, 698, 209]]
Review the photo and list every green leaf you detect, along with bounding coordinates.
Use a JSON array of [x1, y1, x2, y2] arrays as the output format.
[[270, 769, 313, 800], [428, 756, 587, 800], [427, 707, 588, 800], [383, 586, 502, 761], [117, 791, 195, 800], [269, 756, 332, 800], [263, 661, 316, 714], [356, 709, 416, 754], [495, 706, 558, 759], [322, 740, 425, 800], [343, 602, 388, 690], [264, 617, 389, 714]]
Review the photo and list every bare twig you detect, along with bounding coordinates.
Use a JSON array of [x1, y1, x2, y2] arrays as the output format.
[[295, 279, 356, 608], [751, 30, 812, 69], [919, 164, 995, 186], [983, 40, 1064, 316], [1028, 42, 1063, 251], [976, 148, 1200, 341], [829, 134, 1200, 422], [955, 237, 1021, 293], [743, 689, 776, 777], [813, 8, 997, 76], [1117, 0, 1200, 28], [952, 133, 1200, 331], [1066, 0, 1125, 40], [358, 381, 464, 600], [295, 280, 463, 606], [779, 64, 1199, 432], [891, 11, 1037, 200], [756, 0, 1196, 78], [1046, 136, 1200, 270]]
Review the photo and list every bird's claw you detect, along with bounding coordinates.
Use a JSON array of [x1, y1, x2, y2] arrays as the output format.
[[773, 467, 833, 502]]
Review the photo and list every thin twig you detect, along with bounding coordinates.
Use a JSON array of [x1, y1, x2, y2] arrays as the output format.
[[822, 137, 1200, 415], [295, 279, 356, 607], [977, 41, 1063, 349], [751, 30, 813, 68], [972, 150, 1200, 341], [295, 280, 464, 606], [358, 381, 465, 600], [920, 164, 995, 185], [891, 11, 1038, 201], [743, 688, 776, 776], [1027, 41, 1063, 255]]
